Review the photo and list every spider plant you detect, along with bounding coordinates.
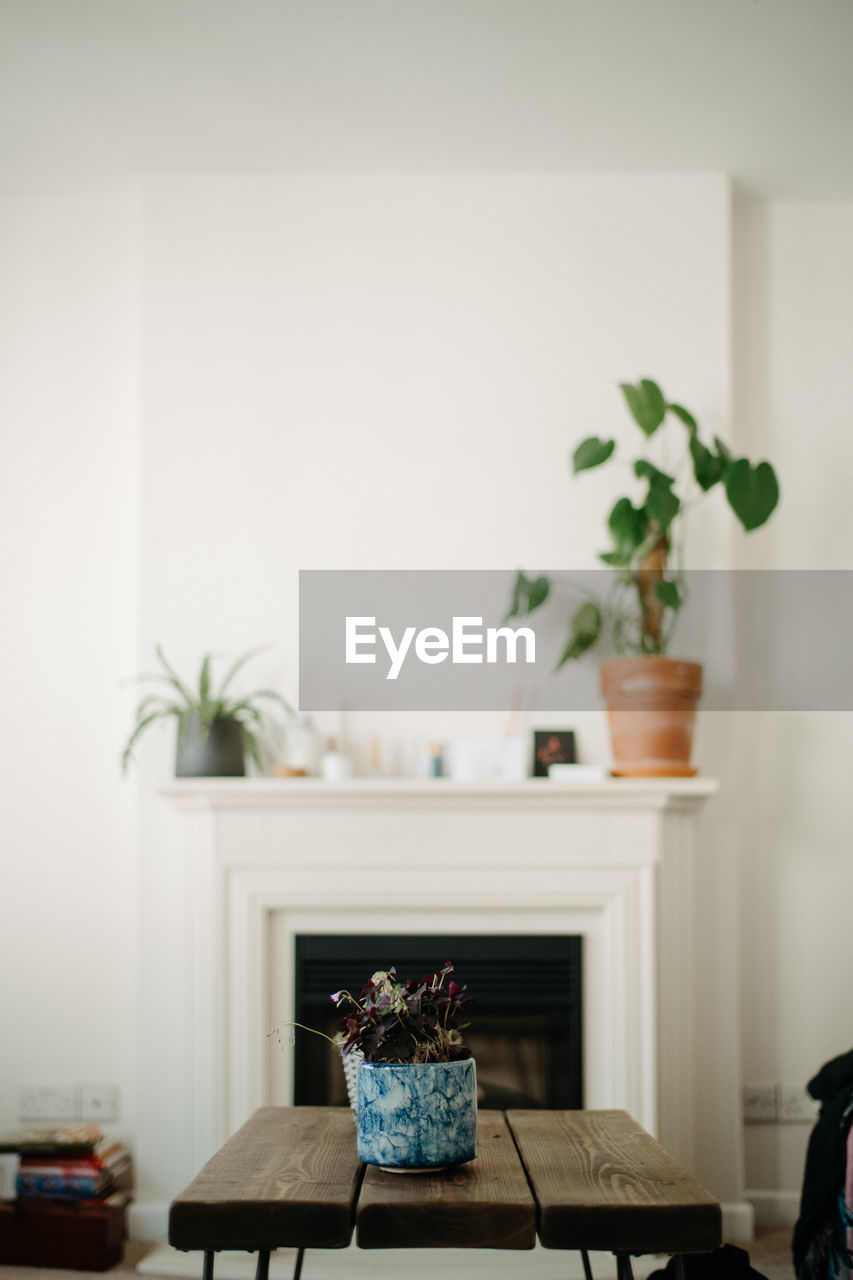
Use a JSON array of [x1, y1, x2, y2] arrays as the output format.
[[121, 644, 293, 774]]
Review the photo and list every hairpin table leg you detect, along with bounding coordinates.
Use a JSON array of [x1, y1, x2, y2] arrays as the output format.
[[203, 1253, 215, 1280], [580, 1249, 595, 1280], [292, 1247, 305, 1280], [615, 1255, 635, 1280], [254, 1250, 270, 1280]]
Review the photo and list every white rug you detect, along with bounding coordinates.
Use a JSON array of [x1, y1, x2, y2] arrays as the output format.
[[138, 1241, 663, 1280]]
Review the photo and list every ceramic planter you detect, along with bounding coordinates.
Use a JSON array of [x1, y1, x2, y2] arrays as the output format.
[[175, 715, 246, 777], [601, 656, 703, 777], [356, 1058, 478, 1171]]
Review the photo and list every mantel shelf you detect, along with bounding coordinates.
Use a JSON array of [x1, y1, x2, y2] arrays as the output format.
[[161, 775, 719, 812]]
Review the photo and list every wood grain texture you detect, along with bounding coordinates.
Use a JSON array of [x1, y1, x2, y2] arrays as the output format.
[[169, 1107, 362, 1251], [507, 1110, 722, 1255], [356, 1111, 536, 1250]]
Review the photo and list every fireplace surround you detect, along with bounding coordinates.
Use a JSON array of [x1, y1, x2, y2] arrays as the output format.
[[146, 776, 749, 1244]]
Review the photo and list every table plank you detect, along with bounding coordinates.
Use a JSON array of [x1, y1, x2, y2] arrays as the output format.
[[507, 1110, 722, 1255], [169, 1107, 362, 1252], [356, 1110, 536, 1250]]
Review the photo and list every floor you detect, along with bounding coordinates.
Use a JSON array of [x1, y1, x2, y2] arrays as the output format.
[[0, 1229, 796, 1280]]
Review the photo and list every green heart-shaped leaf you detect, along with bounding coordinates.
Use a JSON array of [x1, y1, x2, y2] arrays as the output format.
[[573, 435, 616, 473], [506, 571, 551, 619], [690, 435, 725, 491], [635, 459, 675, 487], [620, 379, 666, 437], [654, 579, 681, 610], [557, 601, 602, 667], [644, 480, 680, 531], [608, 496, 649, 555], [725, 459, 780, 531]]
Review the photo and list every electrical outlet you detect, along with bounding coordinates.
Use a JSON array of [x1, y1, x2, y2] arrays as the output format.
[[79, 1083, 118, 1122], [743, 1083, 777, 1122], [777, 1085, 820, 1123], [17, 1086, 78, 1120]]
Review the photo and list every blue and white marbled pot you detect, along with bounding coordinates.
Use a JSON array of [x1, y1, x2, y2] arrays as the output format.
[[356, 1058, 478, 1171]]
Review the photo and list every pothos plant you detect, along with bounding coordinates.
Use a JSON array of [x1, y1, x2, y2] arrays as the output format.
[[508, 378, 780, 663], [121, 644, 293, 773], [276, 962, 474, 1064]]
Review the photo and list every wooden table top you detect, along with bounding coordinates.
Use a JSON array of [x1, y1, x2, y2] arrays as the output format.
[[169, 1106, 722, 1257]]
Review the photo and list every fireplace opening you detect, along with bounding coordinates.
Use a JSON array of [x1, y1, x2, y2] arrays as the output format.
[[292, 934, 582, 1109]]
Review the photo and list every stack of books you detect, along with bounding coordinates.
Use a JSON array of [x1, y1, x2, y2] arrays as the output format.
[[0, 1124, 132, 1200], [0, 1126, 132, 1270]]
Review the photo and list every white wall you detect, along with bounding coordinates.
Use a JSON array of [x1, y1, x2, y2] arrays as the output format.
[[0, 186, 140, 1140], [130, 172, 736, 1222], [732, 194, 853, 1218], [4, 169, 849, 1238]]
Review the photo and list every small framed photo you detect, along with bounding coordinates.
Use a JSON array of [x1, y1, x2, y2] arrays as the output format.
[[533, 730, 577, 777]]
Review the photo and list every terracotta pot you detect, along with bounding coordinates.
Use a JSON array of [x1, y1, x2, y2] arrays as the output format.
[[600, 656, 703, 778]]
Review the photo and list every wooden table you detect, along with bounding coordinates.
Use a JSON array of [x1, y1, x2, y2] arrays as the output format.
[[169, 1107, 721, 1280]]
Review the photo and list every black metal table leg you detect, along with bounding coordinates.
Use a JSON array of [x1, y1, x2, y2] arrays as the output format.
[[254, 1250, 270, 1280], [673, 1256, 687, 1280], [292, 1247, 305, 1280], [615, 1255, 635, 1280], [203, 1252, 215, 1280], [580, 1248, 595, 1280]]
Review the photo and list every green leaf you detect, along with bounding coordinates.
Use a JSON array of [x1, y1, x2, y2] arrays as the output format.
[[635, 459, 675, 488], [506, 571, 550, 619], [198, 654, 212, 718], [556, 601, 602, 667], [572, 436, 616, 473], [654, 580, 681, 610], [644, 480, 680, 531], [154, 644, 198, 711], [714, 435, 732, 463], [215, 644, 271, 702], [599, 550, 630, 567], [121, 708, 173, 775], [667, 402, 698, 434], [241, 725, 262, 770], [608, 497, 649, 556], [689, 435, 725, 491], [620, 378, 666, 438], [725, 459, 780, 531]]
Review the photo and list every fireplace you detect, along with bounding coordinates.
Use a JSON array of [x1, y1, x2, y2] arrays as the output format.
[[292, 933, 582, 1109], [150, 777, 750, 1247]]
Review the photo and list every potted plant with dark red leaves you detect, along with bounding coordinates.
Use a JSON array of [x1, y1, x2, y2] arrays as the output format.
[[337, 962, 477, 1171], [278, 962, 477, 1172]]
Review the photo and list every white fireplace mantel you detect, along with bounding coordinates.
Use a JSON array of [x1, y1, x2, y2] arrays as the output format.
[[140, 776, 748, 1245]]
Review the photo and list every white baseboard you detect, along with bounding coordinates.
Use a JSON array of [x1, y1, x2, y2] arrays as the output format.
[[129, 1200, 170, 1242], [745, 1189, 800, 1230]]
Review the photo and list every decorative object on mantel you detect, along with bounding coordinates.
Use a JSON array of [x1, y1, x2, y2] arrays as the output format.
[[509, 377, 780, 776], [320, 736, 353, 780], [444, 737, 527, 781], [121, 644, 293, 777], [549, 763, 608, 782], [533, 729, 577, 777], [273, 962, 477, 1172], [275, 714, 321, 777]]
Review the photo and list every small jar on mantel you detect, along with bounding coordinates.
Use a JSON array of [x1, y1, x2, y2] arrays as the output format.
[[320, 737, 353, 781]]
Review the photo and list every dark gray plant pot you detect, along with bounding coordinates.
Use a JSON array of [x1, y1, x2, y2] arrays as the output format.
[[175, 716, 246, 778]]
